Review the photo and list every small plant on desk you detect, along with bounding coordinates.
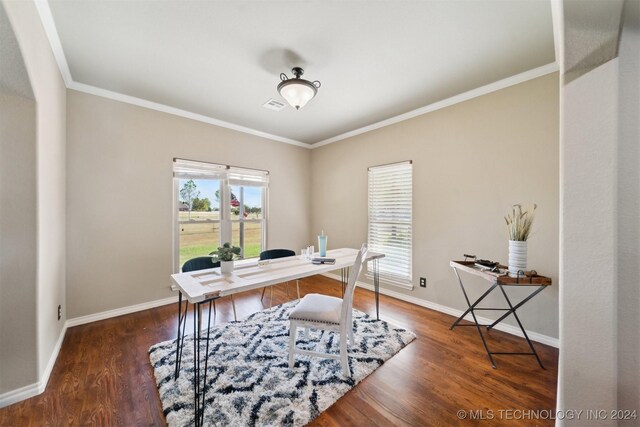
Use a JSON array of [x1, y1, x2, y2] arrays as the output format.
[[209, 242, 241, 262]]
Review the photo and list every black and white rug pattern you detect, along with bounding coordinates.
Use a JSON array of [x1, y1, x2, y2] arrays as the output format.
[[149, 300, 416, 427]]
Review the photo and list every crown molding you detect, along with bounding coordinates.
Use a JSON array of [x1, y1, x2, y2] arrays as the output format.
[[34, 0, 72, 86], [35, 0, 558, 151], [310, 62, 559, 149], [68, 81, 310, 148], [550, 0, 564, 75]]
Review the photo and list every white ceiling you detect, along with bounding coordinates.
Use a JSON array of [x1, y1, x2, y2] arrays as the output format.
[[47, 0, 555, 145]]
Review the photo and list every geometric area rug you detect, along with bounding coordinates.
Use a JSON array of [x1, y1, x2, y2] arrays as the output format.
[[149, 300, 416, 426]]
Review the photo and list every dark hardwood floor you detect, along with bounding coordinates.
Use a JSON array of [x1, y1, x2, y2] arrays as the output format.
[[0, 276, 558, 426]]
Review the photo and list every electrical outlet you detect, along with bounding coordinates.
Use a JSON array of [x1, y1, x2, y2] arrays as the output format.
[[420, 277, 427, 288], [58, 305, 61, 321]]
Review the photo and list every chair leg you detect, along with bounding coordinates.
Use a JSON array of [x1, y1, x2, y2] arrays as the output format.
[[288, 323, 296, 368], [260, 287, 266, 301], [198, 304, 202, 332], [213, 299, 216, 316], [340, 332, 350, 377], [348, 312, 354, 344], [231, 295, 237, 321], [296, 280, 300, 300]]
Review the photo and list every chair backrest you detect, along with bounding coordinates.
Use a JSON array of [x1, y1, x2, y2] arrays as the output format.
[[259, 249, 295, 260], [182, 256, 221, 273], [340, 244, 368, 321]]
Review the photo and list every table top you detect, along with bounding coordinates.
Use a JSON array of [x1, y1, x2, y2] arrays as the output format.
[[172, 248, 385, 303], [450, 260, 552, 286]]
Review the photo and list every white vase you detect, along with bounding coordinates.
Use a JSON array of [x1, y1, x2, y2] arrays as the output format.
[[220, 260, 234, 274], [508, 240, 528, 277]]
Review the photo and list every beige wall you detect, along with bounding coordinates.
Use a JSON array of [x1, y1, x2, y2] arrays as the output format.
[[0, 91, 37, 394], [66, 90, 311, 318], [616, 0, 639, 411], [558, 0, 640, 420], [1, 0, 66, 394], [559, 59, 618, 423], [311, 73, 559, 339]]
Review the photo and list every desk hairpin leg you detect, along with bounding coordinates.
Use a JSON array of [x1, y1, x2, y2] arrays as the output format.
[[343, 260, 381, 321], [174, 292, 189, 379], [373, 258, 380, 321], [173, 293, 216, 425], [340, 267, 350, 297], [193, 299, 214, 427], [193, 304, 198, 426], [341, 261, 381, 320]]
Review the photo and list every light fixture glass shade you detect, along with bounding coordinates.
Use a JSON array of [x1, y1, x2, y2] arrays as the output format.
[[277, 80, 317, 110]]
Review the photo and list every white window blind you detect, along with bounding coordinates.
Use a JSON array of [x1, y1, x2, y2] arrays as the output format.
[[228, 166, 269, 187], [173, 158, 227, 180], [174, 159, 269, 186], [368, 161, 412, 285]]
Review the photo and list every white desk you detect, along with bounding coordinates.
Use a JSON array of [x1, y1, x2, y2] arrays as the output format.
[[171, 247, 384, 427], [171, 247, 383, 303]]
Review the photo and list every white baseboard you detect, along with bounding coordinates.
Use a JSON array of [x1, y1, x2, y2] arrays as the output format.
[[1, 295, 178, 408], [322, 273, 559, 348], [0, 381, 41, 409], [65, 296, 177, 328], [40, 321, 67, 391], [0, 321, 68, 408]]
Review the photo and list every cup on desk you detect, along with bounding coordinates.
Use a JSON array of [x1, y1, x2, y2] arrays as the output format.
[[318, 235, 327, 257]]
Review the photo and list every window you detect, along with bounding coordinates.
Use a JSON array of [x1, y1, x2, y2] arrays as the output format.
[[367, 161, 412, 287], [173, 159, 268, 271]]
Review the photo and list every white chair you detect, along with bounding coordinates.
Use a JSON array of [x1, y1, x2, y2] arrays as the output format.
[[288, 244, 368, 377]]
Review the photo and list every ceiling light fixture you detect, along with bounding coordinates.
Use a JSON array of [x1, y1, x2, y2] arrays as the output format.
[[277, 67, 321, 110]]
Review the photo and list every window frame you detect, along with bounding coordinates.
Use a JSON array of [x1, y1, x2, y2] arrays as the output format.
[[173, 159, 268, 273], [366, 160, 413, 289], [228, 184, 268, 260]]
